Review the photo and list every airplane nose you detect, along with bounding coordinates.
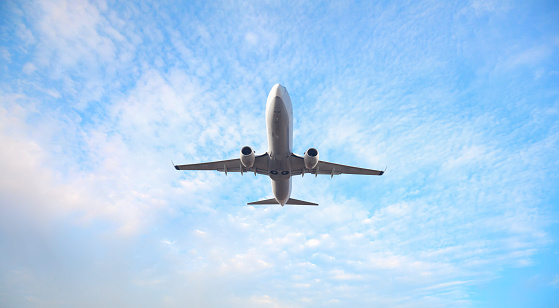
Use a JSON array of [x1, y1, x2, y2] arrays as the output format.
[[270, 84, 283, 99]]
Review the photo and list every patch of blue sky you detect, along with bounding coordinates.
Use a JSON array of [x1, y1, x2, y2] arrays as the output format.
[[1, 0, 558, 307]]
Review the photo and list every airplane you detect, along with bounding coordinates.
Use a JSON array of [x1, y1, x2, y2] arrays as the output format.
[[174, 84, 384, 206]]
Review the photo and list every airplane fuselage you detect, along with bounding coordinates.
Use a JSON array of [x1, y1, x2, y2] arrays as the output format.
[[266, 84, 294, 205]]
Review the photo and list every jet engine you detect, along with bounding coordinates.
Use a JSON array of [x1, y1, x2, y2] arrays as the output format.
[[304, 148, 319, 169], [240, 146, 255, 168]]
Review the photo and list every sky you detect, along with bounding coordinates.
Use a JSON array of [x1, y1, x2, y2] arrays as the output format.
[[1, 0, 558, 307]]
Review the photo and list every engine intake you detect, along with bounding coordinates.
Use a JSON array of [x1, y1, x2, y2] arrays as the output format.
[[240, 146, 255, 168], [304, 148, 319, 169]]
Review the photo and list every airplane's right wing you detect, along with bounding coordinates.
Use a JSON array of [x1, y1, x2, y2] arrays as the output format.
[[290, 154, 384, 177], [312, 160, 384, 176], [175, 153, 270, 175]]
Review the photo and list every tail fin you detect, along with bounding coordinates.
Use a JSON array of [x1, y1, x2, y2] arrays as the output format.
[[247, 198, 318, 206]]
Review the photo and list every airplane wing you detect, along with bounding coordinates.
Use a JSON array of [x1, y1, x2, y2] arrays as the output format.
[[290, 154, 384, 177], [174, 153, 270, 175]]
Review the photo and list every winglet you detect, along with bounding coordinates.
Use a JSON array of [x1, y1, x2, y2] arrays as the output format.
[[172, 160, 179, 170], [380, 166, 387, 175]]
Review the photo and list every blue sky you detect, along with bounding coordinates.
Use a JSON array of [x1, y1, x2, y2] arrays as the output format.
[[1, 0, 558, 307]]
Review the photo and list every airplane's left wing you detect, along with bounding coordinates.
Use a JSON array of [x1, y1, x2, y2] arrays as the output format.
[[290, 154, 384, 177], [175, 153, 270, 175]]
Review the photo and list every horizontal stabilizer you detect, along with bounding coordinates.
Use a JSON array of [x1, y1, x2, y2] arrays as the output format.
[[286, 198, 318, 206], [247, 198, 318, 206], [247, 198, 279, 205]]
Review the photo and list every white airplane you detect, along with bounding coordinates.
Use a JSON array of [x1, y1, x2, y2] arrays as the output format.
[[174, 84, 384, 206]]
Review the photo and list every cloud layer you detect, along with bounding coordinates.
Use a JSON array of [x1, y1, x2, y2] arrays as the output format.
[[1, 0, 558, 307]]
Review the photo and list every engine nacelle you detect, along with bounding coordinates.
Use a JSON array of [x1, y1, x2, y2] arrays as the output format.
[[240, 146, 255, 168], [304, 148, 319, 169]]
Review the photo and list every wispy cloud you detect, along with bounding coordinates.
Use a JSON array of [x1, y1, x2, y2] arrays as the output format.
[[1, 0, 558, 307]]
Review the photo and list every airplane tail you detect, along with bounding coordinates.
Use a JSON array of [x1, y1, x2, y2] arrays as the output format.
[[247, 198, 318, 206]]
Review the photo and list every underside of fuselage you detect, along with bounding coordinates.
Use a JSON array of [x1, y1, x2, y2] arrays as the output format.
[[266, 84, 294, 205]]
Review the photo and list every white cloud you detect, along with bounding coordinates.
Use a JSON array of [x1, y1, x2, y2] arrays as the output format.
[[331, 269, 362, 280], [305, 238, 321, 248], [0, 47, 11, 63], [22, 62, 37, 74], [194, 229, 207, 237], [35, 0, 116, 67], [496, 44, 554, 72], [471, 0, 511, 14], [0, 106, 80, 226], [245, 32, 259, 45]]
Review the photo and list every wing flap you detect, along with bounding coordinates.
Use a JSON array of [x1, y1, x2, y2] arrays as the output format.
[[174, 153, 270, 175], [314, 161, 384, 175], [174, 158, 239, 171], [290, 154, 384, 176]]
